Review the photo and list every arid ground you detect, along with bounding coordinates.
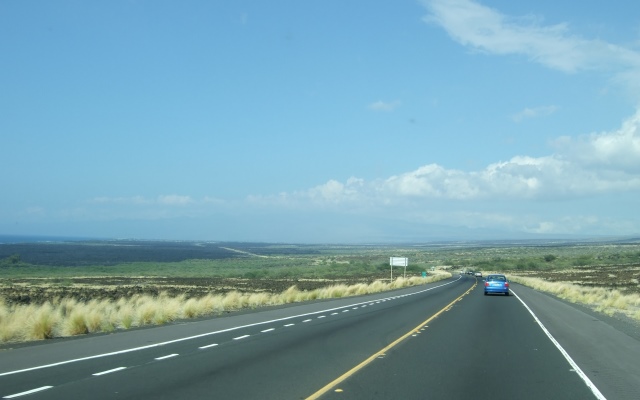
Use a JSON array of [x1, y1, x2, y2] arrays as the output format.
[[515, 264, 640, 295], [0, 276, 390, 306], [3, 264, 638, 307], [1, 239, 639, 305]]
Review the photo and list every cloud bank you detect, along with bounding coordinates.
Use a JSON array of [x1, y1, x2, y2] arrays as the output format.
[[253, 109, 640, 207]]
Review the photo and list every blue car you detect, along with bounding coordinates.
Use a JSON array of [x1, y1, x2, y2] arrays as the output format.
[[484, 274, 510, 296]]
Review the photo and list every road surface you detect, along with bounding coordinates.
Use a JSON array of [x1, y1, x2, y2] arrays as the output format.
[[1, 274, 638, 399]]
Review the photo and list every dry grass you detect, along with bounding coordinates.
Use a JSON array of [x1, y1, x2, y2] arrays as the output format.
[[0, 271, 451, 345], [509, 275, 640, 321]]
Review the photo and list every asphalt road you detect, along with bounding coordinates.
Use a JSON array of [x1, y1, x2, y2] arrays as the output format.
[[1, 275, 638, 399]]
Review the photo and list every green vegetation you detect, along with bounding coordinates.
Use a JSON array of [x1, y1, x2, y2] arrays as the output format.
[[3, 240, 640, 279], [1, 239, 640, 345]]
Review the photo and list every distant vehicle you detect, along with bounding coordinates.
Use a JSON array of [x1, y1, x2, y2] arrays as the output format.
[[474, 271, 482, 277], [484, 274, 509, 296]]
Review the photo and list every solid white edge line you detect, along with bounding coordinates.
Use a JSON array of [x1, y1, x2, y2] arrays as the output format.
[[0, 276, 462, 377], [93, 367, 127, 376], [155, 354, 178, 360], [511, 290, 607, 400], [3, 386, 53, 399]]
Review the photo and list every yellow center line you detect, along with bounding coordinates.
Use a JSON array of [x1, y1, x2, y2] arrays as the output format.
[[305, 281, 477, 400]]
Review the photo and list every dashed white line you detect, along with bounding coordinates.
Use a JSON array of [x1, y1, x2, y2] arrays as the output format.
[[233, 335, 250, 340], [261, 328, 275, 333], [93, 367, 127, 376], [199, 343, 219, 349], [331, 312, 339, 315], [303, 319, 312, 323], [3, 386, 53, 398], [317, 315, 326, 319], [0, 277, 463, 379], [155, 354, 179, 360]]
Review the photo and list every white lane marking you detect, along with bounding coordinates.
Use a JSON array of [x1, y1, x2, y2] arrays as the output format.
[[93, 367, 127, 376], [233, 335, 250, 340], [317, 315, 326, 319], [331, 312, 339, 315], [3, 386, 53, 398], [155, 354, 178, 360], [303, 319, 312, 323], [342, 310, 349, 313], [261, 328, 275, 333], [512, 290, 607, 400], [199, 343, 219, 349], [0, 277, 463, 377]]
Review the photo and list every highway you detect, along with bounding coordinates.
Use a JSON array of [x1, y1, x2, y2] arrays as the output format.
[[1, 274, 638, 399]]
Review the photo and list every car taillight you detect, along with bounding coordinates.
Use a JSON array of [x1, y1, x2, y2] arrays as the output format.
[[485, 282, 489, 287], [505, 282, 509, 287]]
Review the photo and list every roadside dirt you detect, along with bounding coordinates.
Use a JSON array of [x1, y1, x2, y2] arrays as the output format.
[[514, 264, 640, 295], [1, 265, 638, 306], [0, 276, 387, 305]]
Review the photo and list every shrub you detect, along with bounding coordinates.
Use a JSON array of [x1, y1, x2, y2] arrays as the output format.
[[62, 308, 88, 336], [26, 303, 59, 340], [182, 298, 199, 319], [137, 301, 157, 326], [117, 304, 135, 329]]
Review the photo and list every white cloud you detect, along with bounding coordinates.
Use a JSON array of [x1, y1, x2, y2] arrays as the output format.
[[252, 109, 640, 208], [421, 0, 640, 76], [91, 196, 149, 205], [90, 195, 196, 206], [71, 194, 229, 223], [553, 109, 640, 172], [521, 215, 639, 235], [384, 164, 479, 199], [25, 206, 45, 215], [307, 178, 365, 204], [248, 177, 367, 208], [157, 195, 193, 206], [369, 100, 401, 112], [512, 105, 559, 122]]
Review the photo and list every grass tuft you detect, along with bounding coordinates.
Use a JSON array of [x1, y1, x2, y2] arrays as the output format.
[[510, 275, 640, 322], [0, 272, 452, 344], [26, 303, 59, 340]]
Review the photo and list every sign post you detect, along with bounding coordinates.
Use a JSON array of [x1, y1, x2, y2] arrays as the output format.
[[389, 257, 408, 280]]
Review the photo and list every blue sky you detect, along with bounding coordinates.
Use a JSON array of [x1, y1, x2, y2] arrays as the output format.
[[2, 0, 640, 243]]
